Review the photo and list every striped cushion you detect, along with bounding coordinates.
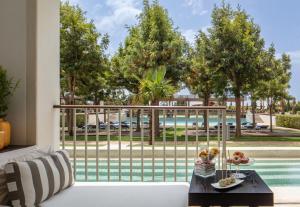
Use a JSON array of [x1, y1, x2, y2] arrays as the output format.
[[4, 150, 74, 207]]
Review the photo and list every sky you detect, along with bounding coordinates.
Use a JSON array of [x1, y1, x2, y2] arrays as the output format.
[[62, 0, 300, 100]]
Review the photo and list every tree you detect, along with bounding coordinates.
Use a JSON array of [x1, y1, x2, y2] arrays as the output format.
[[137, 67, 176, 144], [77, 35, 110, 105], [247, 49, 272, 128], [60, 2, 109, 135], [208, 3, 265, 137], [293, 99, 299, 114], [249, 91, 258, 128], [111, 0, 187, 133], [285, 95, 294, 113], [185, 31, 226, 130], [257, 47, 292, 132]]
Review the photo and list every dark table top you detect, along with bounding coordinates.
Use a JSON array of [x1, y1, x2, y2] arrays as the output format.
[[189, 170, 273, 206]]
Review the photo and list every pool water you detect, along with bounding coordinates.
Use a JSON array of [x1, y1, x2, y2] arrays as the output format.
[[75, 159, 300, 187], [125, 116, 248, 127]]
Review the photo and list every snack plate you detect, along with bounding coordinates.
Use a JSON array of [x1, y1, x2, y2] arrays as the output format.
[[211, 178, 244, 189], [195, 172, 216, 178], [227, 158, 255, 166], [239, 158, 255, 166], [232, 172, 246, 179]]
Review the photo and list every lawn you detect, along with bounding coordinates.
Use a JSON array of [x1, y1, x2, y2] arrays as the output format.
[[64, 134, 300, 142]]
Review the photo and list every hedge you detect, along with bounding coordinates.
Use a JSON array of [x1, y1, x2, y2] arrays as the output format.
[[60, 113, 85, 128], [276, 115, 300, 129]]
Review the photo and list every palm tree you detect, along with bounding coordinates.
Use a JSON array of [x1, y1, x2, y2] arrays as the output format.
[[137, 67, 176, 144]]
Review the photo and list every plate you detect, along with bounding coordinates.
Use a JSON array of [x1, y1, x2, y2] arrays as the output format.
[[211, 178, 244, 189], [232, 172, 246, 179], [239, 158, 255, 166], [194, 172, 216, 178], [227, 158, 255, 166]]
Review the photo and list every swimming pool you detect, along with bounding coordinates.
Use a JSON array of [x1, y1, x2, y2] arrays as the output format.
[[74, 159, 300, 187], [125, 116, 248, 127]]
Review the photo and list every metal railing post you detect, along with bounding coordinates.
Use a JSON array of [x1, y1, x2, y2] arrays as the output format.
[[96, 109, 99, 181], [195, 109, 199, 156], [174, 109, 177, 182], [61, 109, 65, 150], [107, 109, 111, 181], [54, 105, 227, 182], [217, 110, 221, 170], [141, 109, 144, 182], [130, 109, 133, 182], [84, 109, 88, 181], [118, 109, 122, 181], [185, 109, 188, 182], [151, 108, 155, 181], [207, 109, 210, 149], [222, 109, 227, 170], [73, 108, 77, 180], [163, 109, 166, 182]]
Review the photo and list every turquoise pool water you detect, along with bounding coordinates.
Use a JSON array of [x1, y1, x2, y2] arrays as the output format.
[[125, 116, 248, 127], [74, 159, 300, 187]]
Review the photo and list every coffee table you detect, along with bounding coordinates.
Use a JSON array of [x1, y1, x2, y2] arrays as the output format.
[[189, 170, 273, 207]]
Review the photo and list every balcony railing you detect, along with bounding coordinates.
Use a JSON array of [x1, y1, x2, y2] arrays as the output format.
[[54, 105, 228, 182]]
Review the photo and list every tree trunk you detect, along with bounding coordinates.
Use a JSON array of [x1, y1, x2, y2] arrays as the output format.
[[149, 100, 160, 145], [269, 99, 273, 132], [292, 98, 296, 114], [136, 109, 141, 132], [251, 99, 256, 128], [280, 99, 285, 114], [242, 98, 245, 116], [235, 93, 242, 138], [104, 109, 107, 123], [66, 75, 76, 136], [66, 107, 74, 136], [203, 95, 209, 131]]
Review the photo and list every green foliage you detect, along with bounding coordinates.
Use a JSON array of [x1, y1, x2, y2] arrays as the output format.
[[257, 47, 292, 107], [276, 115, 300, 129], [61, 113, 85, 128], [111, 0, 188, 97], [208, 3, 265, 96], [207, 3, 266, 137], [0, 66, 19, 118], [293, 101, 300, 114], [137, 66, 176, 105], [60, 2, 110, 104], [185, 31, 227, 103]]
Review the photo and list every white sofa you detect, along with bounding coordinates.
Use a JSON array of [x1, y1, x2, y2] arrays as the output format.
[[41, 182, 190, 207], [0, 147, 189, 207]]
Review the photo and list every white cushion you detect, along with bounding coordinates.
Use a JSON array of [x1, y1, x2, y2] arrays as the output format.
[[0, 146, 51, 168], [41, 182, 189, 207], [0, 146, 51, 205]]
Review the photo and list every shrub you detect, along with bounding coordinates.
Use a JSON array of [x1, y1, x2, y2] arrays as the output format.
[[276, 115, 300, 129], [0, 66, 19, 117], [60, 113, 85, 128]]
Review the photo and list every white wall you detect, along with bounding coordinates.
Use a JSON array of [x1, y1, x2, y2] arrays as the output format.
[[35, 0, 60, 149], [0, 0, 60, 149], [0, 0, 28, 145]]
